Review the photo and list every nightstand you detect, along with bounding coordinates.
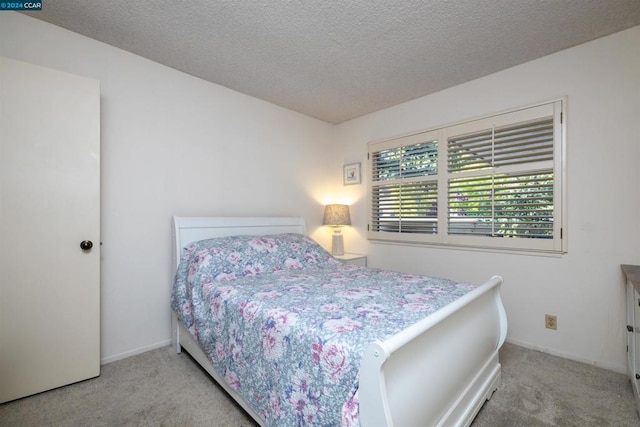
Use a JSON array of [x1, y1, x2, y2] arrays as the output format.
[[334, 253, 367, 267]]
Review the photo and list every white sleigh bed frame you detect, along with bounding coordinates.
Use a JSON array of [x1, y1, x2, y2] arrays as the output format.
[[172, 216, 507, 427]]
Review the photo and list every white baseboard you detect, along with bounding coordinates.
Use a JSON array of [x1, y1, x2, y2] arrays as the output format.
[[101, 339, 172, 365], [505, 338, 626, 375]]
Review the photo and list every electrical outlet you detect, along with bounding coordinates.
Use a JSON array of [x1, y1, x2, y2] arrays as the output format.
[[545, 314, 557, 330]]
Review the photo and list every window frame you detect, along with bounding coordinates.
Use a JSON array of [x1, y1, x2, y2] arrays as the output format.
[[367, 99, 567, 254]]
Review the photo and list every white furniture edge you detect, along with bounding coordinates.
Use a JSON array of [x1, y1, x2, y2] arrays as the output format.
[[622, 264, 640, 416], [334, 253, 366, 260], [171, 216, 507, 426]]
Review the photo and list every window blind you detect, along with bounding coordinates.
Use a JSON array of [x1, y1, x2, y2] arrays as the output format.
[[447, 117, 555, 239], [448, 118, 554, 173], [370, 140, 438, 234], [448, 171, 554, 238], [368, 100, 565, 253]]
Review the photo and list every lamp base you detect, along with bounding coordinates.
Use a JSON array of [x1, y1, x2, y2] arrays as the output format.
[[331, 232, 344, 256]]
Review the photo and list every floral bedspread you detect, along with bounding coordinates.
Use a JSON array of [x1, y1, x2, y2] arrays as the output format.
[[171, 233, 476, 426]]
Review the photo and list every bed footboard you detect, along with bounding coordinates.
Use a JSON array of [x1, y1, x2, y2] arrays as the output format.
[[359, 275, 506, 427]]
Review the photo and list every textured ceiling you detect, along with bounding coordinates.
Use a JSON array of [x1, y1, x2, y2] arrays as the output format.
[[24, 0, 640, 124]]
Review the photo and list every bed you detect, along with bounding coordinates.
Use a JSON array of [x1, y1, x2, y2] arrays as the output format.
[[171, 216, 507, 426]]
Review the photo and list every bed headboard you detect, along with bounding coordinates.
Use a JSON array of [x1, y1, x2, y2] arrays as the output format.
[[172, 216, 307, 268]]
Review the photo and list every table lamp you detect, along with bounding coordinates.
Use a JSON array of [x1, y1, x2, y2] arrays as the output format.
[[323, 204, 351, 256]]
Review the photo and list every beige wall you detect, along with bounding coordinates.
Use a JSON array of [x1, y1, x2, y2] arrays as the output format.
[[1, 12, 341, 363], [337, 26, 640, 372], [3, 11, 639, 372]]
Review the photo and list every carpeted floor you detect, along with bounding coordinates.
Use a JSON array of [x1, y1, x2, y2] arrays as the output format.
[[0, 343, 637, 426], [472, 344, 638, 426]]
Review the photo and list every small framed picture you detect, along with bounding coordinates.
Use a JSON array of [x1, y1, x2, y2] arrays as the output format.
[[343, 162, 361, 185]]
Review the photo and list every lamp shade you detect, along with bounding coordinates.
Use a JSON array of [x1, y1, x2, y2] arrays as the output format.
[[323, 204, 351, 226]]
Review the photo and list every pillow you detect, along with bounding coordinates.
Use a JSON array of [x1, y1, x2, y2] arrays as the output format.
[[180, 233, 338, 282]]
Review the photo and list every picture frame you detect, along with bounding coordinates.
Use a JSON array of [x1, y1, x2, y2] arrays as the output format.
[[343, 162, 361, 185]]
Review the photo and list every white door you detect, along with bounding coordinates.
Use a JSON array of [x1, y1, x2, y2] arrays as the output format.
[[0, 57, 100, 403]]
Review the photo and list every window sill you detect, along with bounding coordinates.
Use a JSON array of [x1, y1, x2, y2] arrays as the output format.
[[369, 238, 565, 258]]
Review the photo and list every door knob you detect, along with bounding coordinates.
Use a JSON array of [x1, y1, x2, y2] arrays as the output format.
[[80, 240, 93, 251]]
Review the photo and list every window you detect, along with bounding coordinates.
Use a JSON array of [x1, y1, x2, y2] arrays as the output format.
[[368, 100, 566, 253], [370, 131, 439, 235]]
